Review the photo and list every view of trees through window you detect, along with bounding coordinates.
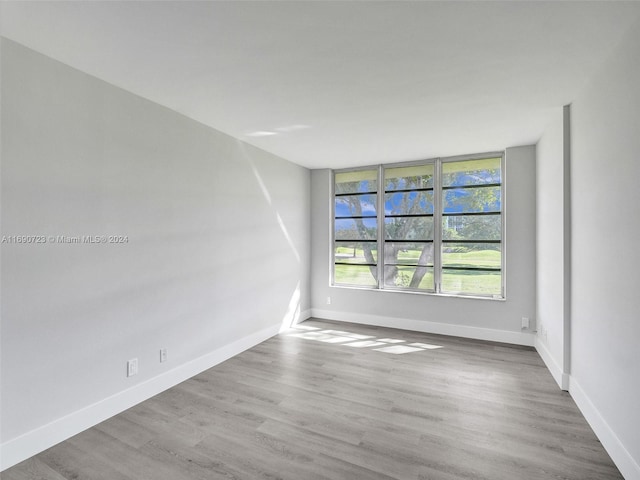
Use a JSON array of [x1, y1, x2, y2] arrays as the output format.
[[334, 156, 503, 297]]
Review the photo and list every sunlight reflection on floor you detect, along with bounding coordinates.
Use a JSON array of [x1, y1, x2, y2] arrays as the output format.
[[285, 325, 443, 354]]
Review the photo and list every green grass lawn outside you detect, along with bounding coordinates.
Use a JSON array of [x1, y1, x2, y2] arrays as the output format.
[[442, 248, 501, 269], [335, 247, 501, 295]]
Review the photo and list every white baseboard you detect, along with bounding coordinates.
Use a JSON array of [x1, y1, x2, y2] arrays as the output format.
[[534, 337, 570, 390], [310, 308, 535, 346], [570, 378, 640, 480], [0, 323, 282, 472]]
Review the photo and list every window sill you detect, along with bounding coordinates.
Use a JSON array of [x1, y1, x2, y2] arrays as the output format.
[[330, 284, 506, 302]]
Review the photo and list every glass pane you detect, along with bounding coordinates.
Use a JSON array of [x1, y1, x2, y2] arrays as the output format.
[[335, 242, 378, 264], [334, 264, 378, 287], [384, 217, 433, 241], [442, 157, 501, 187], [384, 242, 434, 266], [441, 269, 502, 296], [385, 164, 434, 191], [335, 194, 377, 218], [442, 243, 502, 269], [442, 186, 500, 213], [442, 215, 501, 241], [384, 265, 434, 290], [335, 218, 377, 240], [335, 170, 378, 194], [385, 191, 434, 215]]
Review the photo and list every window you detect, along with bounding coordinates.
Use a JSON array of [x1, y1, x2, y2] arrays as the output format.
[[332, 153, 504, 298], [334, 169, 378, 287], [384, 164, 435, 290], [440, 158, 502, 296]]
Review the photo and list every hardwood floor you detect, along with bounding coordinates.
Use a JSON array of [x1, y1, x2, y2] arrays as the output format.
[[3, 319, 623, 480]]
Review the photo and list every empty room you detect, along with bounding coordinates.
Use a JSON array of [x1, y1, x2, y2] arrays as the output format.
[[1, 1, 639, 479]]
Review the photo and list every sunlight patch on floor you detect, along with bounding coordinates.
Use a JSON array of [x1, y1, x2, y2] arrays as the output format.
[[344, 340, 386, 348], [285, 325, 443, 355]]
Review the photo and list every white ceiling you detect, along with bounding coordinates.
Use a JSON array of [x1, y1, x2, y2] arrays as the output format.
[[2, 1, 640, 169]]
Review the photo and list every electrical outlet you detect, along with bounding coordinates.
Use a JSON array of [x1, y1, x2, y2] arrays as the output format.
[[326, 296, 331, 305], [160, 348, 167, 363], [538, 324, 547, 342], [127, 358, 138, 377], [521, 317, 530, 330]]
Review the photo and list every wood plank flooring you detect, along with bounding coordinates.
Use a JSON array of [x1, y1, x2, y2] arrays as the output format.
[[3, 319, 623, 480]]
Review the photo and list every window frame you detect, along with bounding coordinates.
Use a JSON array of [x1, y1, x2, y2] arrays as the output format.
[[331, 152, 505, 300]]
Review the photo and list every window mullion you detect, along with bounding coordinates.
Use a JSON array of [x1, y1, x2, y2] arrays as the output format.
[[377, 164, 385, 289], [433, 158, 443, 293], [501, 153, 506, 298]]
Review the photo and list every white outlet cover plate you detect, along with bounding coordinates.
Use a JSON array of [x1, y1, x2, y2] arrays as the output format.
[[127, 358, 138, 377]]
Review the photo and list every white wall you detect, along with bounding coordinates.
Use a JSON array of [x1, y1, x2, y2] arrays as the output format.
[[568, 20, 640, 480], [310, 146, 536, 345], [536, 107, 571, 389], [0, 39, 310, 469]]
